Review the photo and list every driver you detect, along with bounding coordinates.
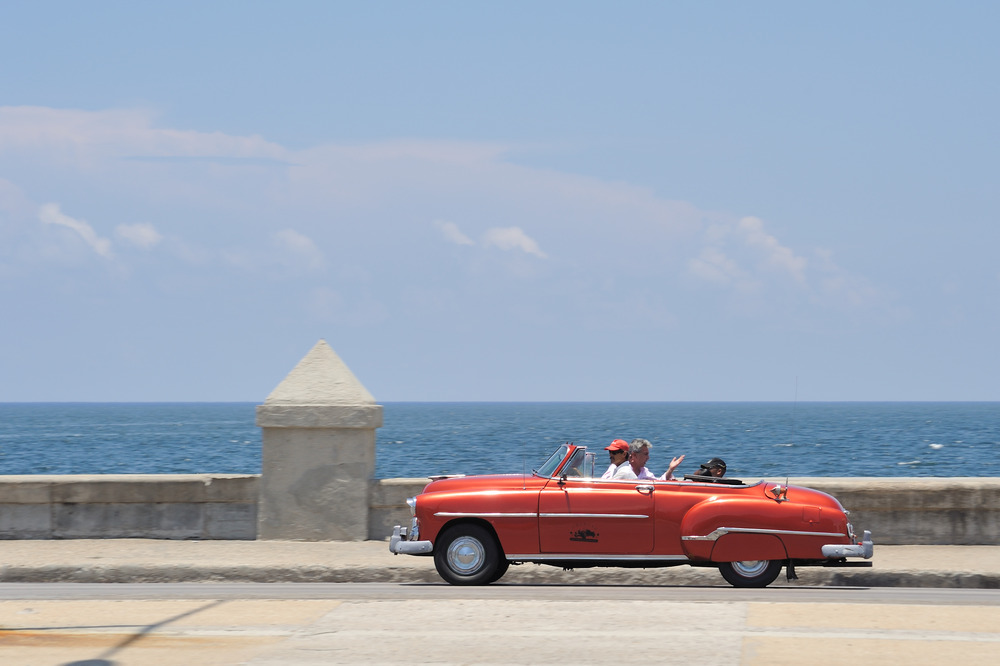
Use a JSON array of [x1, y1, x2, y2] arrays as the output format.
[[601, 439, 631, 479]]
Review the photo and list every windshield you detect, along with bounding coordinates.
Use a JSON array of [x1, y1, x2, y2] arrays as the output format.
[[533, 444, 570, 477], [561, 448, 595, 478]]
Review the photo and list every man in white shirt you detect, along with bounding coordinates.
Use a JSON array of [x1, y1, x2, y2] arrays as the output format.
[[601, 439, 631, 479], [614, 438, 685, 481]]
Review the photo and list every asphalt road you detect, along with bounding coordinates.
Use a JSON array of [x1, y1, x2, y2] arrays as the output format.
[[2, 582, 1000, 605], [1, 584, 999, 665]]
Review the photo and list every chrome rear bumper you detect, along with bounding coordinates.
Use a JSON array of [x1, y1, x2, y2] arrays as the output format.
[[822, 530, 874, 559]]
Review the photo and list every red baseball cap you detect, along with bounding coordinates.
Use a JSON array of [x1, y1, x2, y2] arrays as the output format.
[[604, 439, 629, 452]]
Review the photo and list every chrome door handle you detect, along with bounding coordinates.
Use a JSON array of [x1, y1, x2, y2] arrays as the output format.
[[636, 484, 654, 494]]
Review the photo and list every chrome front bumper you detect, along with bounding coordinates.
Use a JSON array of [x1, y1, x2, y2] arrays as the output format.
[[821, 530, 874, 559], [389, 525, 433, 555]]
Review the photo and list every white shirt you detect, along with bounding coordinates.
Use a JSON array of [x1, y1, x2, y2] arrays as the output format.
[[636, 466, 676, 481], [612, 463, 638, 480]]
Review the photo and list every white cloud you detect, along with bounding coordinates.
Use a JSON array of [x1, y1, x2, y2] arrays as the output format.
[[482, 226, 547, 258], [272, 229, 325, 271], [688, 247, 753, 290], [0, 106, 286, 163], [434, 220, 475, 246], [688, 216, 808, 292], [219, 229, 325, 277], [38, 203, 113, 259], [115, 222, 162, 249], [813, 248, 886, 308], [737, 216, 807, 283], [7, 106, 883, 323]]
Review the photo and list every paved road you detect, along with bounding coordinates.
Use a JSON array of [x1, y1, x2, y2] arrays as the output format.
[[3, 582, 1000, 605], [1, 584, 999, 665]]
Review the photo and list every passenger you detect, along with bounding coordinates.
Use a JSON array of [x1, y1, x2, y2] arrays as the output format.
[[693, 457, 727, 478], [613, 438, 685, 481], [601, 439, 631, 479]]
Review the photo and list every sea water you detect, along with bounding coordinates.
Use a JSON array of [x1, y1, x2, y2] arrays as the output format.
[[0, 402, 997, 479]]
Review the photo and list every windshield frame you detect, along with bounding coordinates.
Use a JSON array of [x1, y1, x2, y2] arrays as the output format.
[[533, 444, 572, 478]]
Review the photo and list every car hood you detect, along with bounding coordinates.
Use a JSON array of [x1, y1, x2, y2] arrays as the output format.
[[422, 473, 544, 495]]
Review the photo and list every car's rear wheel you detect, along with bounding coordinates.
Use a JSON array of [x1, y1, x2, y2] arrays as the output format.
[[718, 559, 783, 587], [433, 524, 502, 585]]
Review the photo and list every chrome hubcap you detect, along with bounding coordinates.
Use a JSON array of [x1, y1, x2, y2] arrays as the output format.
[[732, 560, 768, 577], [447, 536, 485, 574]]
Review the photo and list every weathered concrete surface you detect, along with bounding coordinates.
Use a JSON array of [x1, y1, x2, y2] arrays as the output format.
[[4, 475, 1000, 544], [0, 475, 257, 540], [369, 477, 428, 539], [0, 539, 998, 588], [2, 594, 999, 666], [256, 340, 382, 541]]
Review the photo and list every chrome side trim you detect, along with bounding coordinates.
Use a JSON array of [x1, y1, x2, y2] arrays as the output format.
[[539, 513, 649, 519], [434, 512, 537, 518], [682, 526, 847, 541], [506, 554, 690, 562], [433, 489, 540, 498], [434, 512, 650, 519]]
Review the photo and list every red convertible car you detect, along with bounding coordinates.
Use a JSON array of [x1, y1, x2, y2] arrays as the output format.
[[389, 443, 874, 587]]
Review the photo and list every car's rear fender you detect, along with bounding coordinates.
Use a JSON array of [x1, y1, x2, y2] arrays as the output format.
[[679, 494, 852, 561], [710, 532, 788, 562]]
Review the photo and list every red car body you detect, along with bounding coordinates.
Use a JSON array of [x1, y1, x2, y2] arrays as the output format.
[[390, 443, 874, 587]]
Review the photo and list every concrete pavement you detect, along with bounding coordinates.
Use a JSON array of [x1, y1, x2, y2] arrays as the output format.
[[3, 587, 1000, 665], [1, 539, 999, 588]]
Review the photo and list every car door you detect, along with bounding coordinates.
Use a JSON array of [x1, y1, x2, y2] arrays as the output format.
[[538, 477, 655, 554]]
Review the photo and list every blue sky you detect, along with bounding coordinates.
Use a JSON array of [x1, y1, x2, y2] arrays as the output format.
[[1, 2, 998, 402]]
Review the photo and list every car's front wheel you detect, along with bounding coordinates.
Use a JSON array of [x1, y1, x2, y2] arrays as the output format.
[[718, 559, 783, 588], [433, 524, 503, 585]]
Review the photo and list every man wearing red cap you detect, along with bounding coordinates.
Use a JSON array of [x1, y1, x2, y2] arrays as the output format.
[[601, 439, 631, 479]]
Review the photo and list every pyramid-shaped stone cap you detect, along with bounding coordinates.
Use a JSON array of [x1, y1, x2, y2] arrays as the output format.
[[256, 340, 383, 428], [264, 339, 375, 405]]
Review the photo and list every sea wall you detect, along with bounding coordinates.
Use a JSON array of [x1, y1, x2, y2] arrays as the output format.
[[1, 474, 998, 545], [0, 474, 259, 540]]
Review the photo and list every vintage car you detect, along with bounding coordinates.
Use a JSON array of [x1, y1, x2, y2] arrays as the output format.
[[389, 443, 874, 587]]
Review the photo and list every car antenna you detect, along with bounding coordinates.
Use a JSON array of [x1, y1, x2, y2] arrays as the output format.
[[771, 377, 797, 502], [791, 376, 799, 447]]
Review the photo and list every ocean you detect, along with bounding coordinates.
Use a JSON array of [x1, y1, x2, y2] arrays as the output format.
[[0, 402, 997, 479]]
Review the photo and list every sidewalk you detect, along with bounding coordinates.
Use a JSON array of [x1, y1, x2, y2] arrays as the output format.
[[2, 540, 999, 588]]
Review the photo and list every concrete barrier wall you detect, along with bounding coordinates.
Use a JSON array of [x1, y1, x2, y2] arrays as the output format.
[[2, 475, 999, 545], [0, 475, 259, 540]]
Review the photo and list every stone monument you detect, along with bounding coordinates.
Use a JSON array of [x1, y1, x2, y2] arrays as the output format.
[[255, 340, 383, 540]]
